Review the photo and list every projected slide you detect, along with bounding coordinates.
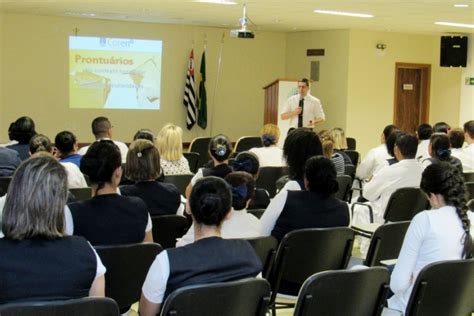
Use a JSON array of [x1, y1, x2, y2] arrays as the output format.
[[69, 36, 162, 110]]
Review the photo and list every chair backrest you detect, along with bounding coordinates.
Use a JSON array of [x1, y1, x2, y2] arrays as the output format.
[[463, 172, 474, 182], [255, 167, 289, 198], [346, 137, 356, 150], [269, 228, 355, 297], [245, 236, 278, 279], [160, 278, 271, 316], [189, 137, 212, 168], [405, 259, 474, 316], [384, 187, 429, 222], [0, 176, 12, 196], [0, 297, 119, 316], [234, 136, 263, 153], [345, 150, 360, 166], [182, 152, 200, 173], [69, 187, 92, 202], [162, 174, 193, 196], [294, 267, 390, 316], [465, 181, 474, 200], [248, 188, 270, 209], [94, 243, 162, 311], [151, 215, 190, 249], [247, 208, 265, 219], [336, 175, 352, 202], [364, 221, 411, 267], [344, 164, 356, 179]]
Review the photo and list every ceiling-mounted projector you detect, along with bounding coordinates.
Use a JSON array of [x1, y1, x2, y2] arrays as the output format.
[[230, 4, 255, 39]]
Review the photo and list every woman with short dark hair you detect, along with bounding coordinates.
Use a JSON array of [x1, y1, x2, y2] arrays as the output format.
[[7, 116, 37, 160], [140, 177, 262, 316], [0, 155, 105, 304], [261, 156, 350, 241], [67, 140, 153, 245], [120, 139, 182, 216]]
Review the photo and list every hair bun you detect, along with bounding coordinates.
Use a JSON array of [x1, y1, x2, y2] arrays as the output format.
[[215, 144, 227, 157], [198, 194, 223, 222]]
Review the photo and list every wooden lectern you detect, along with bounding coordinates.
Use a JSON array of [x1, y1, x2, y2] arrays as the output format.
[[262, 79, 299, 146], [263, 79, 299, 124]]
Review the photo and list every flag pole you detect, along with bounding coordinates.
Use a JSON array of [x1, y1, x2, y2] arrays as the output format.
[[210, 31, 225, 136]]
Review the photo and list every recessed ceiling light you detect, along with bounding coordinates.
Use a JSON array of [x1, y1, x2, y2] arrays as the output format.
[[194, 0, 237, 4], [314, 9, 374, 18], [454, 4, 469, 8], [435, 21, 474, 28]]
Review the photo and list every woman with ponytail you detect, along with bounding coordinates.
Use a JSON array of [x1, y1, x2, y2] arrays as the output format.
[[249, 124, 285, 167], [260, 156, 350, 241], [185, 134, 233, 198], [140, 176, 262, 316], [422, 132, 463, 172], [388, 162, 473, 312], [67, 140, 153, 245], [177, 171, 261, 246]]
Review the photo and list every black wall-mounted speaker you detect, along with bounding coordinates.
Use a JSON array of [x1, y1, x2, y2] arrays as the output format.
[[440, 36, 468, 67]]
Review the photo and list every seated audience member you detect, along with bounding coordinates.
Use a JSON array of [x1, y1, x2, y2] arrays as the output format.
[[261, 156, 350, 241], [422, 133, 462, 173], [432, 121, 451, 134], [329, 127, 353, 165], [319, 131, 345, 175], [67, 140, 153, 245], [385, 130, 402, 166], [177, 172, 262, 246], [0, 155, 105, 304], [186, 134, 233, 197], [139, 177, 262, 316], [451, 120, 474, 171], [415, 123, 432, 161], [78, 116, 128, 163], [134, 129, 155, 143], [29, 134, 87, 189], [352, 133, 423, 226], [0, 146, 21, 177], [156, 123, 191, 176], [232, 151, 269, 209], [120, 139, 182, 216], [388, 163, 473, 312], [55, 131, 82, 167], [278, 127, 323, 191], [249, 123, 285, 167], [7, 116, 37, 160], [356, 124, 399, 181], [448, 128, 465, 158]]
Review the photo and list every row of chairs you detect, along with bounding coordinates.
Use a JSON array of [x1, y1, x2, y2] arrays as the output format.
[[2, 240, 472, 315], [188, 135, 357, 169]]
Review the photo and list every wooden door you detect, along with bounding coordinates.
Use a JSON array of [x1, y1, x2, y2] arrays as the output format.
[[394, 63, 431, 133]]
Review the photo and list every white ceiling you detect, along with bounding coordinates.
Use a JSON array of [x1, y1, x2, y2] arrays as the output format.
[[0, 0, 473, 34]]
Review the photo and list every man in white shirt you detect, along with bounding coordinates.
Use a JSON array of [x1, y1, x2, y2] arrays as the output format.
[[352, 133, 423, 254], [452, 120, 474, 172], [78, 116, 128, 163], [356, 124, 399, 181], [280, 78, 325, 128], [415, 123, 432, 161]]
